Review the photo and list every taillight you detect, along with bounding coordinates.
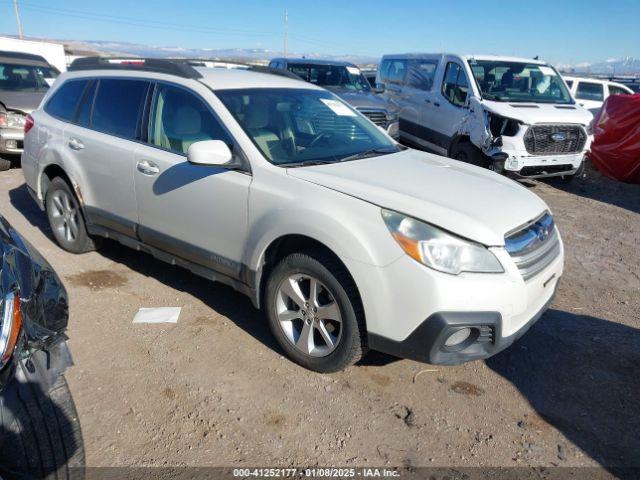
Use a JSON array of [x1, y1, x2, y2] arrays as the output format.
[[0, 292, 22, 369], [0, 112, 7, 128], [24, 114, 35, 135]]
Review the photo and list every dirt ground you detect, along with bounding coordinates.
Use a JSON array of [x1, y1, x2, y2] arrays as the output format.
[[0, 163, 638, 475]]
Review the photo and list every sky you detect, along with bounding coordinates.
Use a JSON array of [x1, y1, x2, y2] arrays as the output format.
[[0, 0, 638, 65]]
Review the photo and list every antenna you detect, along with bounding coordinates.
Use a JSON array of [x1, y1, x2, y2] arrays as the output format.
[[13, 0, 24, 39], [284, 9, 288, 58]]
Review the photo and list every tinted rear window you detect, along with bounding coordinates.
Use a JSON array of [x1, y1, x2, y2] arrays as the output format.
[[92, 79, 149, 139], [45, 79, 88, 121]]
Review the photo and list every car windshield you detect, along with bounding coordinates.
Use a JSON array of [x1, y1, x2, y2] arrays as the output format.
[[216, 88, 399, 166], [287, 64, 371, 92], [468, 60, 573, 104], [0, 62, 58, 92]]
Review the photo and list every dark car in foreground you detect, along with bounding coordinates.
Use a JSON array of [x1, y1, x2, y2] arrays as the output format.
[[0, 215, 83, 479], [269, 58, 399, 139], [0, 51, 59, 171]]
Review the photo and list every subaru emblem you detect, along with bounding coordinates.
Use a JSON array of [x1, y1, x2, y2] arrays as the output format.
[[550, 132, 567, 142]]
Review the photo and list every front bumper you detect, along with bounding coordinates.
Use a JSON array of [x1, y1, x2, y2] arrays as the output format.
[[0, 128, 24, 155], [368, 282, 557, 365]]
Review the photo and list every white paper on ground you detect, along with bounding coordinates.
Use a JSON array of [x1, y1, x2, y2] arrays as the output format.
[[133, 307, 181, 324]]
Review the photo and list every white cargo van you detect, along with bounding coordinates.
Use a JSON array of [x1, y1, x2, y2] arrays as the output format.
[[377, 54, 593, 180]]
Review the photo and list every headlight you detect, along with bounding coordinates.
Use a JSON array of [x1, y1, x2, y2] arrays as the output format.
[[386, 111, 399, 122], [487, 111, 520, 137], [0, 291, 22, 369], [381, 210, 504, 275]]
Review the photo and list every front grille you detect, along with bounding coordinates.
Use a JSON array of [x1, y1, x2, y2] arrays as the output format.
[[523, 124, 587, 155], [505, 212, 561, 281], [357, 108, 388, 128]]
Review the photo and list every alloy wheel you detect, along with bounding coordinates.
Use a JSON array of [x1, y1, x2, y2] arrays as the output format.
[[50, 191, 80, 243], [275, 274, 343, 357]]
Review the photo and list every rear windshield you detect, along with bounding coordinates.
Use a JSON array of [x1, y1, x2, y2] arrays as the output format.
[[0, 62, 58, 92], [469, 60, 573, 104]]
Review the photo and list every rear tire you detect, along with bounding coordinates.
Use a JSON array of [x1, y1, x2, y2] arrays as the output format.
[[0, 374, 85, 480], [265, 250, 367, 372], [450, 142, 490, 168], [45, 177, 97, 253]]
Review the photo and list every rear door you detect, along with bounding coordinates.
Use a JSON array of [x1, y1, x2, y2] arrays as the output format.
[[397, 58, 440, 148], [133, 82, 250, 280], [63, 77, 150, 237]]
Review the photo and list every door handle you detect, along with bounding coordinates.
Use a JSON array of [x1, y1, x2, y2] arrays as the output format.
[[424, 99, 431, 104], [136, 159, 160, 176], [68, 138, 84, 150], [433, 102, 441, 107]]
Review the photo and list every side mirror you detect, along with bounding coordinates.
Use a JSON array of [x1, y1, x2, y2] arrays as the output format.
[[374, 83, 386, 94], [187, 140, 233, 166]]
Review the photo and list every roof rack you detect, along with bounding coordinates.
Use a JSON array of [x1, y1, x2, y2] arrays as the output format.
[[68, 57, 203, 79]]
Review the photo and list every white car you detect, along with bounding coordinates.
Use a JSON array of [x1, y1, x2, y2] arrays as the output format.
[[563, 76, 634, 113], [377, 54, 594, 180], [21, 58, 563, 372]]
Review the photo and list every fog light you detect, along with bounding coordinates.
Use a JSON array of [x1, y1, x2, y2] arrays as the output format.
[[444, 327, 472, 347], [5, 140, 18, 149]]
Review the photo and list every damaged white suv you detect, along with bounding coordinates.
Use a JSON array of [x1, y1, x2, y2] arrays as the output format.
[[378, 54, 593, 179], [23, 58, 563, 372]]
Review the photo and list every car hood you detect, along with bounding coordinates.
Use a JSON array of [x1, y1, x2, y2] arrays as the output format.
[[325, 87, 391, 112], [482, 99, 593, 126], [0, 91, 46, 114], [287, 149, 549, 246]]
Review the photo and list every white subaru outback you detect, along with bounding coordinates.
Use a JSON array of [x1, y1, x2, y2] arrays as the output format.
[[21, 58, 564, 372]]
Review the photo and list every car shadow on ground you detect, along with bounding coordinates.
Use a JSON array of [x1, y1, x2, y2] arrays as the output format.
[[543, 168, 640, 215], [8, 184, 53, 237], [486, 309, 640, 477]]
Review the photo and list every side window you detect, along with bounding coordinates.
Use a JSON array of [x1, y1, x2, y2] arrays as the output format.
[[565, 79, 574, 89], [378, 60, 391, 83], [608, 84, 629, 96], [387, 60, 407, 84], [575, 82, 604, 101], [407, 60, 438, 91], [76, 80, 97, 127], [92, 79, 149, 139], [149, 84, 232, 155], [45, 79, 88, 121], [441, 62, 469, 107]]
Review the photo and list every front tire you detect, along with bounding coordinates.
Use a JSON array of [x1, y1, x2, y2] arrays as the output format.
[[0, 374, 85, 480], [451, 142, 490, 168], [45, 177, 96, 253], [265, 251, 367, 372]]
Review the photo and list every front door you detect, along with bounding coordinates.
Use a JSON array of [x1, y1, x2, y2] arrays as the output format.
[[429, 61, 471, 154], [134, 82, 251, 280]]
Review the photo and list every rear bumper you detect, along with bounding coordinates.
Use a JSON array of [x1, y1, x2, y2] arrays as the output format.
[[0, 128, 24, 155], [368, 282, 557, 365]]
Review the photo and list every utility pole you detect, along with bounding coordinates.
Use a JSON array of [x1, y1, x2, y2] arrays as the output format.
[[283, 9, 288, 58], [13, 0, 24, 39]]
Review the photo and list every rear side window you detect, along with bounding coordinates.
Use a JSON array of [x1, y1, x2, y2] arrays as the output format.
[[608, 84, 629, 96], [406, 59, 438, 91], [76, 80, 97, 127], [92, 79, 149, 140], [386, 60, 408, 84], [45, 80, 88, 121], [575, 82, 604, 101]]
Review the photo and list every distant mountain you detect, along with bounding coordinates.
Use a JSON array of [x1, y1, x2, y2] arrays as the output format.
[[557, 57, 640, 76], [63, 39, 378, 66]]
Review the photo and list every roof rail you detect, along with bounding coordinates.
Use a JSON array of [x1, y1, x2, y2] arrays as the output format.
[[68, 57, 203, 79], [247, 65, 303, 81]]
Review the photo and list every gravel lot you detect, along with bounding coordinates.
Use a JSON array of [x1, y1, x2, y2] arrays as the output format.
[[0, 164, 638, 476]]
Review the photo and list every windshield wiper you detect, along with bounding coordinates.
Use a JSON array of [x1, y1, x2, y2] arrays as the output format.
[[280, 159, 338, 168], [339, 148, 398, 163]]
